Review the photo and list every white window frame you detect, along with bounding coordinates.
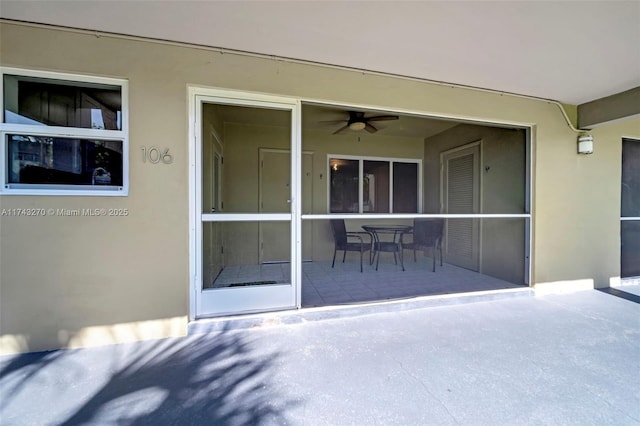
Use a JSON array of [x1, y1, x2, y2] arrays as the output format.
[[327, 154, 423, 214], [0, 67, 129, 196]]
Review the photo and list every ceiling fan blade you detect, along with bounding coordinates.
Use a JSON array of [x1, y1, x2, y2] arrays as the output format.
[[319, 119, 348, 125], [364, 123, 378, 133], [367, 115, 399, 122], [333, 124, 350, 135]]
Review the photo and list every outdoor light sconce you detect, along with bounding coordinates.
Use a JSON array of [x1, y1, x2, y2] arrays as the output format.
[[577, 134, 594, 154]]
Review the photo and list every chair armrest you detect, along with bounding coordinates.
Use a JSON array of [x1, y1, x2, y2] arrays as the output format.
[[347, 231, 372, 243]]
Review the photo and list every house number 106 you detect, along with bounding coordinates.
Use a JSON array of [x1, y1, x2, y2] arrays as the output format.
[[141, 146, 173, 164]]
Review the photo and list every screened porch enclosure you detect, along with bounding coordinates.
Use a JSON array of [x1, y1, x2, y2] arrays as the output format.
[[200, 102, 529, 307]]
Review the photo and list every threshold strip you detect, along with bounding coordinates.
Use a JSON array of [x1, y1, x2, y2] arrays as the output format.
[[597, 287, 640, 304]]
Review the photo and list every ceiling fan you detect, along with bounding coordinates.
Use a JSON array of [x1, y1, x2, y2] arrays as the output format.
[[321, 111, 399, 134]]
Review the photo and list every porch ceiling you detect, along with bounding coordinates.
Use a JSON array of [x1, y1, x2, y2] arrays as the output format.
[[1, 1, 638, 105], [302, 105, 460, 139], [213, 103, 461, 138]]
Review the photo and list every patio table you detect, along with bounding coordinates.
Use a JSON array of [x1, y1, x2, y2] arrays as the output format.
[[361, 225, 412, 271]]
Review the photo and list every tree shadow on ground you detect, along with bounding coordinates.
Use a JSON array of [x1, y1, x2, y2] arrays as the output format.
[[1, 332, 296, 425], [0, 349, 67, 409]]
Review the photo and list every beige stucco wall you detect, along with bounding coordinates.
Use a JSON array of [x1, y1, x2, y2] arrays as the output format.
[[1, 22, 638, 354], [534, 117, 640, 288]]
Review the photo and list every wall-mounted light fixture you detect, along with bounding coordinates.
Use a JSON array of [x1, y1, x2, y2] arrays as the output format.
[[577, 134, 594, 154]]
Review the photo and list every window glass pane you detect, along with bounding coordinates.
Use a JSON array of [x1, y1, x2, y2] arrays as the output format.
[[363, 160, 389, 213], [3, 75, 122, 130], [330, 158, 359, 213], [622, 138, 640, 217], [7, 134, 123, 187], [393, 162, 418, 213]]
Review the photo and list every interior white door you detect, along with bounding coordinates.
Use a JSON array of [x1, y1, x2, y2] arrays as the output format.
[[260, 150, 313, 262], [260, 149, 292, 263]]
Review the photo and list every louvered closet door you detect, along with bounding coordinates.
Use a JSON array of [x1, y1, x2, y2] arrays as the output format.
[[442, 144, 480, 271]]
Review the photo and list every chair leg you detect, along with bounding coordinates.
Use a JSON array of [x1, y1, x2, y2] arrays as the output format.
[[432, 247, 436, 272], [439, 242, 443, 266], [360, 249, 363, 273], [413, 248, 417, 262], [393, 252, 398, 265], [331, 249, 337, 268], [342, 250, 347, 263], [399, 248, 405, 271]]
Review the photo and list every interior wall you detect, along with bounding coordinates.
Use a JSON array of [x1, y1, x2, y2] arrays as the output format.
[[1, 22, 639, 353], [423, 124, 526, 213], [222, 122, 289, 265], [213, 121, 425, 264], [201, 105, 225, 284], [201, 114, 425, 268], [302, 127, 424, 261], [424, 124, 526, 283]]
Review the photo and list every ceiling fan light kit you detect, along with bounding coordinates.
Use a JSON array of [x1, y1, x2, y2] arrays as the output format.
[[320, 110, 400, 135]]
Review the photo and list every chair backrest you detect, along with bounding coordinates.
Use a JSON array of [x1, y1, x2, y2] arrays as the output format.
[[413, 219, 444, 246], [330, 219, 348, 248]]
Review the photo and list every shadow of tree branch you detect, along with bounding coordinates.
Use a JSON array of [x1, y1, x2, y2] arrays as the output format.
[[1, 333, 297, 425]]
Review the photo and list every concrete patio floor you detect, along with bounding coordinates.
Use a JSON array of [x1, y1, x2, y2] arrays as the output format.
[[1, 287, 639, 425]]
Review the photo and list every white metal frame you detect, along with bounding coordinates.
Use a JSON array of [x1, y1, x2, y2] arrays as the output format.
[[189, 87, 301, 319], [188, 91, 534, 319], [0, 67, 129, 196], [326, 153, 423, 214]]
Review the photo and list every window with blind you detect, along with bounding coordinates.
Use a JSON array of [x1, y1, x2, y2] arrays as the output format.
[[1, 68, 128, 195]]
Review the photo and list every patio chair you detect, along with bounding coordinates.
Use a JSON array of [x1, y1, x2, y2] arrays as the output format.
[[330, 219, 372, 272], [402, 218, 444, 272]]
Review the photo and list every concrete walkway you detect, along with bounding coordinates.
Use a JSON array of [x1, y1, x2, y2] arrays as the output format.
[[1, 288, 639, 425]]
